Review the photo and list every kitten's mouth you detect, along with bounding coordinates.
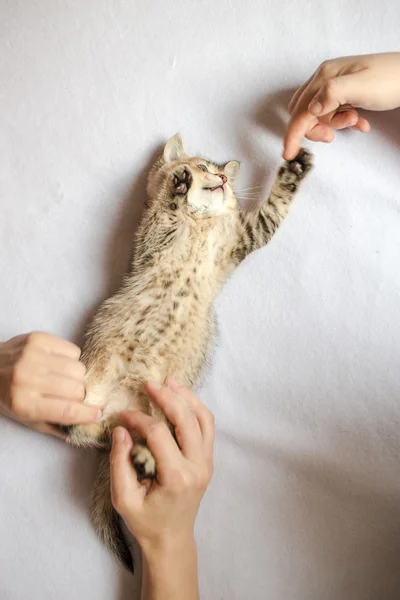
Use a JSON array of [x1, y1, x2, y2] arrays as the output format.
[[204, 184, 224, 192]]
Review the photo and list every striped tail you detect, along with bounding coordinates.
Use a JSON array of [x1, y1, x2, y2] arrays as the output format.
[[90, 451, 134, 573]]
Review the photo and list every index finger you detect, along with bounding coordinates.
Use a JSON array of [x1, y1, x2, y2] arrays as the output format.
[[27, 332, 81, 360], [283, 111, 318, 160], [28, 396, 101, 425], [165, 379, 215, 452], [146, 382, 204, 463], [288, 74, 314, 114], [120, 411, 182, 484]]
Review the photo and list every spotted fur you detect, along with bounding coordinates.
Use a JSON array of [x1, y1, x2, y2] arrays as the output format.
[[64, 135, 313, 572]]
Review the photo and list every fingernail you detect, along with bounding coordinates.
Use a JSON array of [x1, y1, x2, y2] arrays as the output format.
[[147, 381, 163, 390], [309, 100, 322, 115], [114, 428, 125, 443], [95, 409, 103, 421]]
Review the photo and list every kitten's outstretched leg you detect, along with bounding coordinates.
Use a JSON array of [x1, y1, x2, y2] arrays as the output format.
[[259, 148, 313, 237], [233, 149, 313, 263]]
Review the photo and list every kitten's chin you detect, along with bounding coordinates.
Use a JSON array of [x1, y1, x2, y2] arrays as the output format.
[[223, 195, 238, 211]]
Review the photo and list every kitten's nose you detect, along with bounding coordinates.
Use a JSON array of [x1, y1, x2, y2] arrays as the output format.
[[219, 174, 227, 184]]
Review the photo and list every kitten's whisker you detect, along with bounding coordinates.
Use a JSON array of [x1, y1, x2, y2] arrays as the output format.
[[239, 185, 263, 193], [239, 193, 261, 199]]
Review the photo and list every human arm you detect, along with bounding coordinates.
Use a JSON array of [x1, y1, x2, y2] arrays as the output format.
[[0, 332, 101, 437], [110, 379, 215, 600], [284, 52, 400, 160]]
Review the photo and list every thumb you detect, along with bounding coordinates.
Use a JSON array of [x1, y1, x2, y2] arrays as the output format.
[[308, 71, 368, 117], [110, 427, 142, 514]]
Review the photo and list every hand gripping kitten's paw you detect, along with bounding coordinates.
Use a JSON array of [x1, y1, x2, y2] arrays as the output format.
[[172, 167, 192, 195], [131, 443, 156, 481]]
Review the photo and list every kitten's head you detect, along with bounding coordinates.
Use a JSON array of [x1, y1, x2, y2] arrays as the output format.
[[147, 134, 240, 219]]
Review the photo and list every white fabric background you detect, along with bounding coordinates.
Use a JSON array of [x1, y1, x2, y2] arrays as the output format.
[[1, 1, 400, 599]]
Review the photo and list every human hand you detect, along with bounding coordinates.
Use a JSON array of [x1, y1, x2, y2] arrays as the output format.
[[0, 332, 101, 438], [284, 52, 400, 160], [110, 379, 215, 554]]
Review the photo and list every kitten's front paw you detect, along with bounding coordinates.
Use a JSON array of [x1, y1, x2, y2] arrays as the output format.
[[172, 167, 192, 195], [277, 148, 313, 193], [286, 148, 313, 179], [131, 443, 156, 480]]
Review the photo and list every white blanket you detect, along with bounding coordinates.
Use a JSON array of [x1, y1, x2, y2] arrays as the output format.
[[1, 1, 400, 598]]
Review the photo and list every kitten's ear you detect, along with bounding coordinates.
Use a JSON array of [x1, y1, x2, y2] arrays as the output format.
[[223, 160, 240, 182], [163, 134, 187, 162]]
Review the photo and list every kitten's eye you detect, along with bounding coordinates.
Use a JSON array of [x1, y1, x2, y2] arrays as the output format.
[[197, 164, 208, 172]]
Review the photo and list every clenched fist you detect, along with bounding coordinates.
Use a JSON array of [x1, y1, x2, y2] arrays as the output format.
[[0, 332, 101, 437]]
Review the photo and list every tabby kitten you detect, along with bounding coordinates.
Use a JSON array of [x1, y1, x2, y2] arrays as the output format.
[[64, 134, 313, 572]]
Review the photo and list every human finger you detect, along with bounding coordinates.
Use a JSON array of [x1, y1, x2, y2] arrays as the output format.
[[43, 353, 86, 380], [304, 124, 335, 143], [288, 74, 314, 114], [110, 427, 143, 515], [165, 378, 215, 453], [11, 390, 101, 424], [14, 349, 86, 391], [146, 381, 203, 462], [351, 115, 370, 133], [283, 111, 318, 160], [29, 421, 67, 439], [120, 411, 182, 482], [325, 109, 359, 129], [24, 332, 82, 360], [38, 373, 85, 401], [308, 71, 369, 118]]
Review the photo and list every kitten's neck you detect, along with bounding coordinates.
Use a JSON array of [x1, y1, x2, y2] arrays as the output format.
[[132, 206, 236, 274]]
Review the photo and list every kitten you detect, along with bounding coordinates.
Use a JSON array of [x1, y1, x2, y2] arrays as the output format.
[[63, 134, 313, 572]]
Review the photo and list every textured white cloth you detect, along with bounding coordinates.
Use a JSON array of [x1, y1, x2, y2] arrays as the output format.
[[1, 1, 400, 599]]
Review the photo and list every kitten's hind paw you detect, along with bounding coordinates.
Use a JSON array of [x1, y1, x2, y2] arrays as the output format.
[[131, 444, 156, 481]]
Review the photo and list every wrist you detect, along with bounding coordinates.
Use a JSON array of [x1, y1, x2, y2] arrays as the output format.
[[140, 534, 199, 600], [140, 531, 197, 565]]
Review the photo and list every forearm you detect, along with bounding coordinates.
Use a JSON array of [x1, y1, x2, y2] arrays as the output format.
[[140, 537, 199, 600]]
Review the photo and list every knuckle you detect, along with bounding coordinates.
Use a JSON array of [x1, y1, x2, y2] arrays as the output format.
[[19, 345, 40, 370], [11, 361, 28, 386], [65, 359, 86, 381], [169, 469, 189, 492], [74, 382, 85, 400], [197, 467, 211, 489], [147, 421, 166, 440], [200, 405, 215, 429], [324, 78, 338, 97], [77, 361, 86, 378], [206, 409, 215, 427], [110, 486, 131, 515], [26, 331, 45, 348], [111, 490, 126, 513], [159, 386, 175, 406], [10, 389, 31, 420], [318, 60, 332, 77], [61, 403, 77, 422]]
